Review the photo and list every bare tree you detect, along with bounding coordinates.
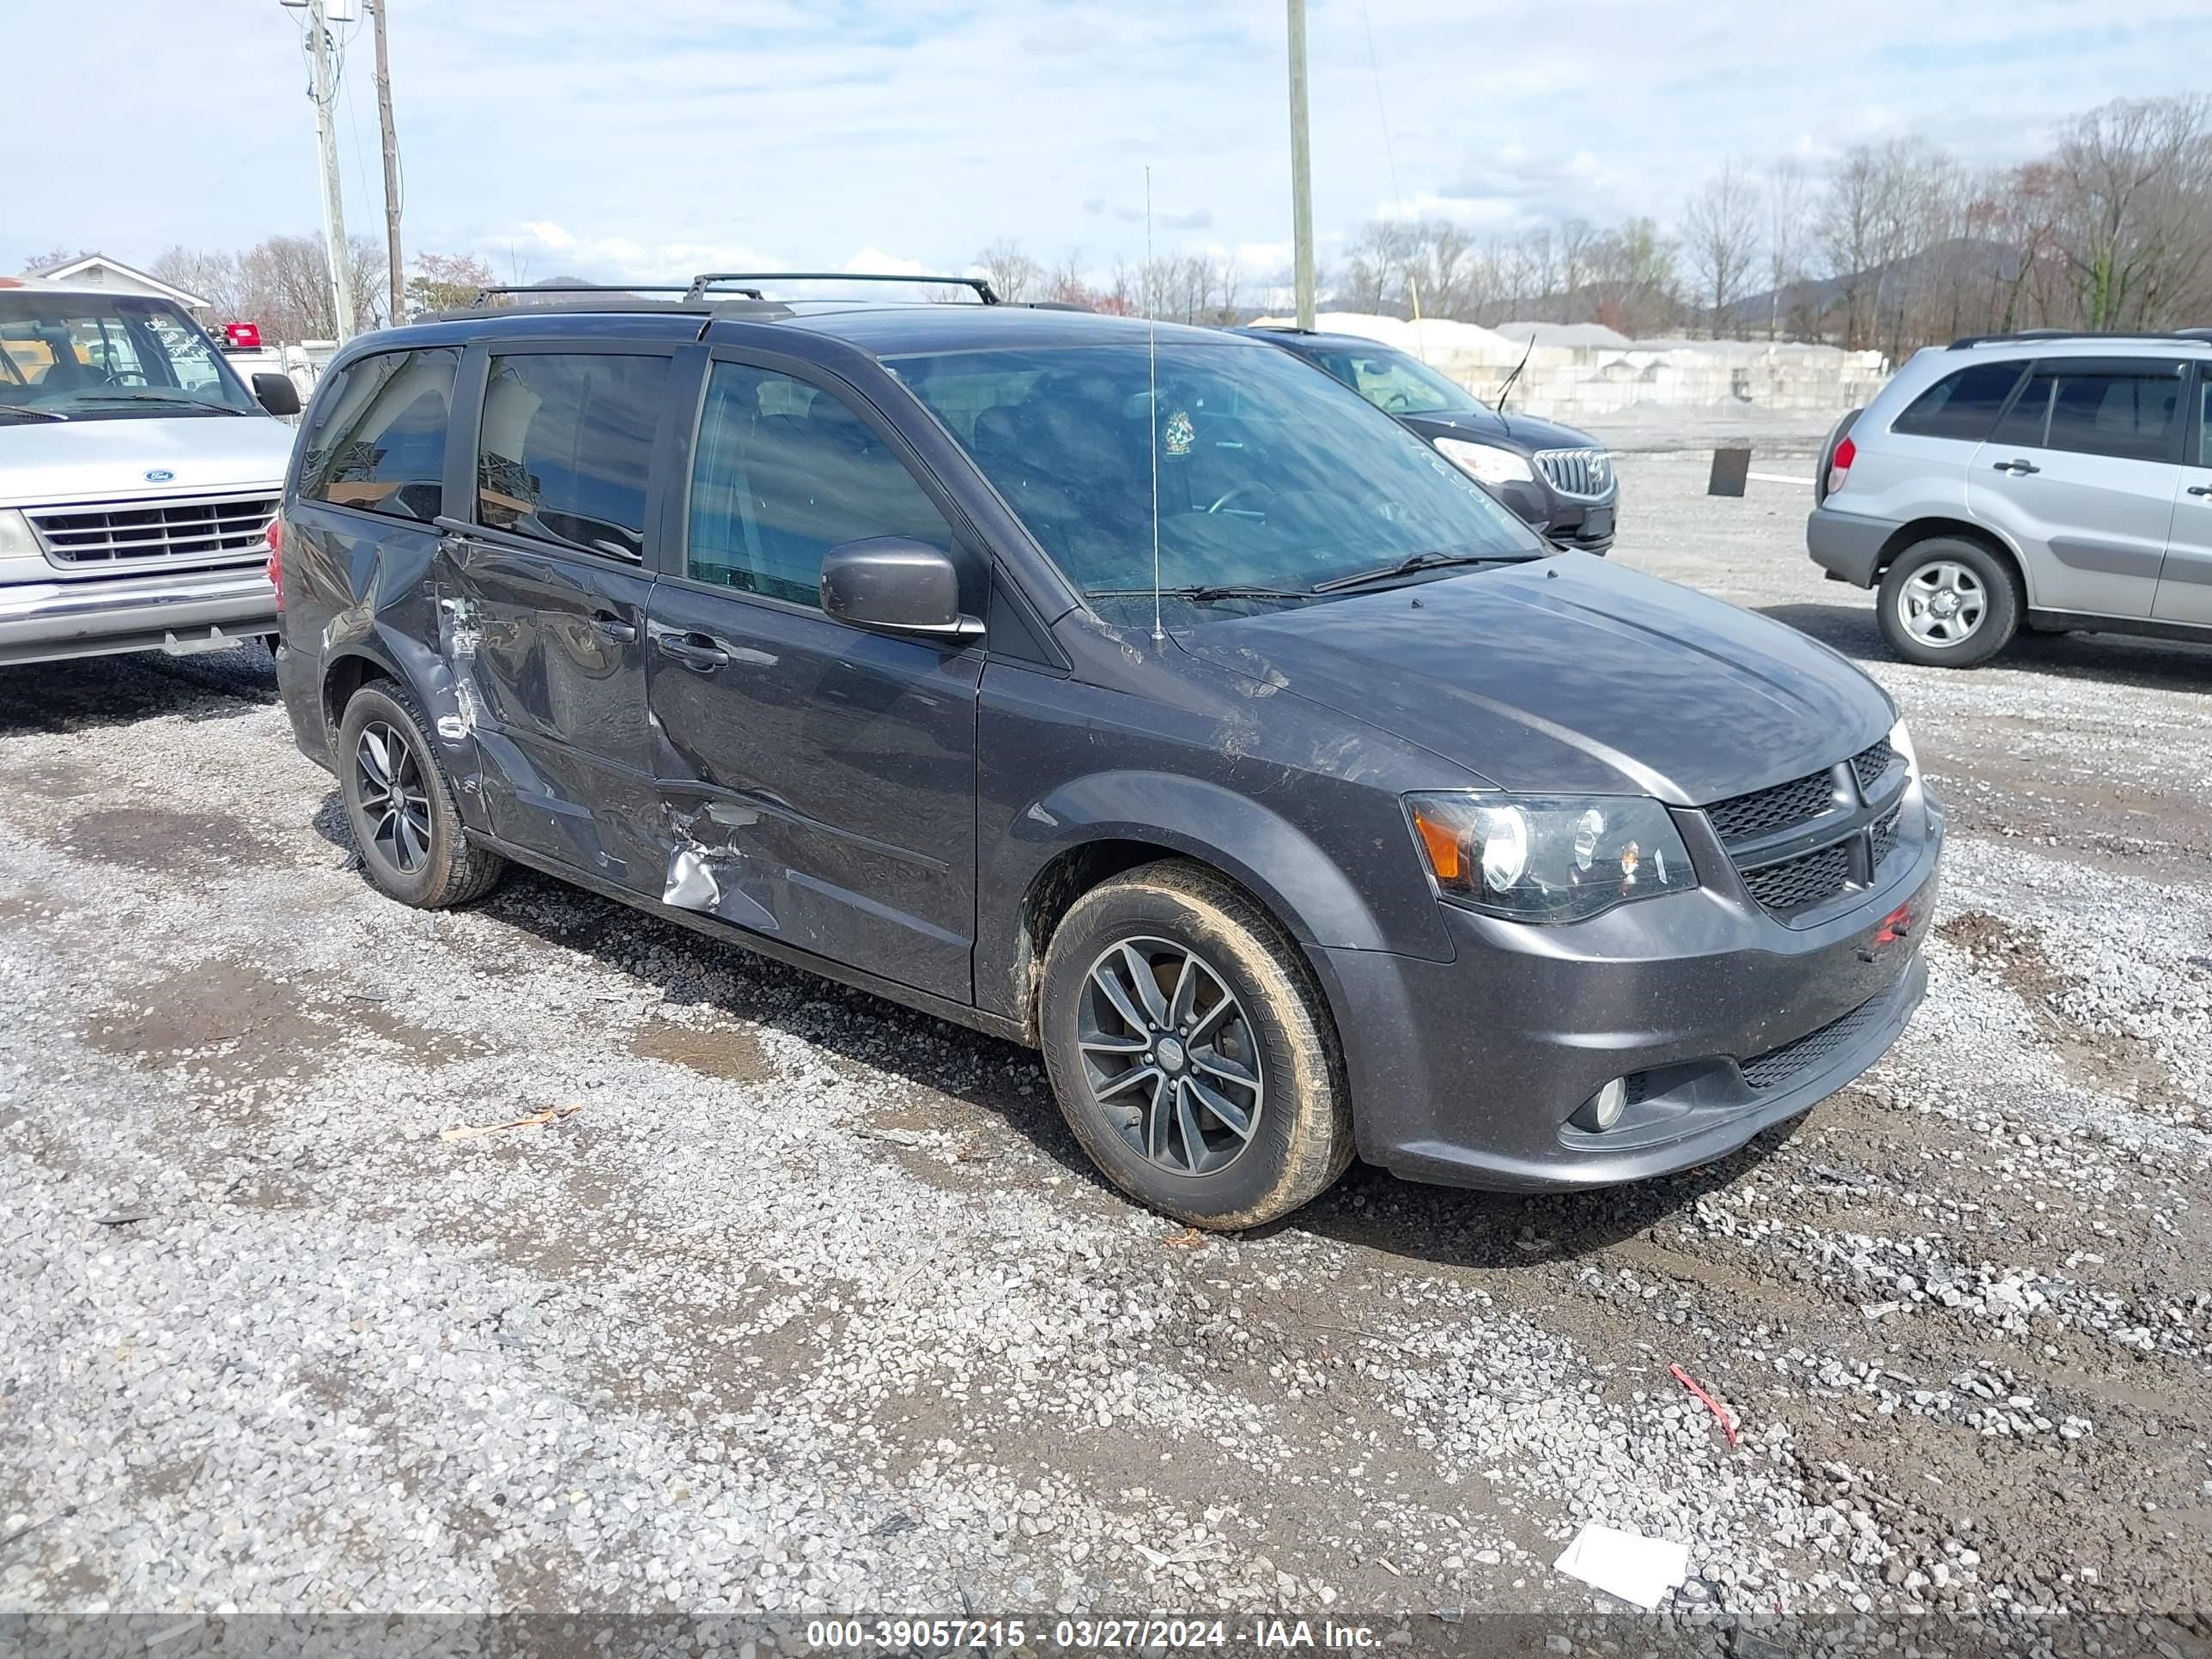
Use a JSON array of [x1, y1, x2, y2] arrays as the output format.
[[1588, 218, 1681, 337], [1516, 226, 1558, 312], [1762, 160, 1814, 337], [1557, 218, 1600, 323], [973, 238, 1043, 304], [1048, 246, 1091, 305], [1680, 160, 1761, 334], [152, 246, 246, 315], [2051, 95, 2212, 330], [405, 252, 497, 316], [18, 246, 100, 276]]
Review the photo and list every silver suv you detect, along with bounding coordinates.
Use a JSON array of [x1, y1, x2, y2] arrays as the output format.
[[1806, 330, 2212, 667]]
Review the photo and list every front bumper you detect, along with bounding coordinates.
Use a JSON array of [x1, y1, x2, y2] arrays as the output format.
[[1807, 505, 1892, 587], [0, 564, 277, 666], [1316, 786, 1942, 1192], [1491, 477, 1616, 553]]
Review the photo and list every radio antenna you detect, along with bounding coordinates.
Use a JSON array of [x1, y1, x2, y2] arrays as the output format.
[[1146, 166, 1164, 647]]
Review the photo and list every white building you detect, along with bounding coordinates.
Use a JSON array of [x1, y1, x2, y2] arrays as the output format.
[[21, 254, 212, 319]]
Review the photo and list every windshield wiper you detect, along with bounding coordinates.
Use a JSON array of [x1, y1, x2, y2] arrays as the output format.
[[0, 402, 67, 423], [59, 392, 244, 415], [1088, 583, 1315, 605], [1310, 550, 1522, 593]]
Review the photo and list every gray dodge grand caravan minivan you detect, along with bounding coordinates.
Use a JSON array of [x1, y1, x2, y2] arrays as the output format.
[[275, 274, 1942, 1230]]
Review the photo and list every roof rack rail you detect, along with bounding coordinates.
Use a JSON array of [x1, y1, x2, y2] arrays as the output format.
[[684, 270, 1000, 305], [1948, 327, 2212, 349], [465, 281, 766, 306]]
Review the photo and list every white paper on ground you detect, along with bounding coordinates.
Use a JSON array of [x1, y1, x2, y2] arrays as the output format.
[[1553, 1522, 1691, 1609]]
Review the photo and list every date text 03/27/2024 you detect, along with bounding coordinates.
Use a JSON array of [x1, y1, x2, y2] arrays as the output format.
[[803, 1618, 1383, 1650]]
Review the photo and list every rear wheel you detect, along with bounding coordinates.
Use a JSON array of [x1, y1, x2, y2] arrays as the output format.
[[1876, 536, 2019, 668], [1039, 860, 1352, 1230], [336, 680, 506, 908]]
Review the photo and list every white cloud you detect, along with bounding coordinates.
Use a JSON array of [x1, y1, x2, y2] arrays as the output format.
[[8, 0, 2211, 282]]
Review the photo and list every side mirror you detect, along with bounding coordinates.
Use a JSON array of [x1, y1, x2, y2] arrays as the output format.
[[819, 538, 981, 640], [252, 372, 301, 417]]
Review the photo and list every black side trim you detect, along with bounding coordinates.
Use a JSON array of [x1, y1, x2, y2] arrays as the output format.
[[468, 830, 1030, 1047], [2025, 609, 2212, 644]]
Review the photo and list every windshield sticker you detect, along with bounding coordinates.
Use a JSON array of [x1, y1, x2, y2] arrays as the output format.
[[1164, 410, 1194, 458]]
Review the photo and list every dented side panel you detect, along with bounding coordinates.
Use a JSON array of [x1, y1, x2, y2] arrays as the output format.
[[432, 536, 665, 896], [642, 576, 983, 1001]]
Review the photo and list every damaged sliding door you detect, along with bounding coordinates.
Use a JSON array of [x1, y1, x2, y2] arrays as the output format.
[[644, 354, 983, 1001], [434, 344, 678, 891]]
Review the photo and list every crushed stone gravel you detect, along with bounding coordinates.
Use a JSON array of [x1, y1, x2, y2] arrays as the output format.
[[2, 456, 2208, 1632]]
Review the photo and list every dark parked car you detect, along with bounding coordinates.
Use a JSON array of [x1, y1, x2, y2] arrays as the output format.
[[274, 276, 1940, 1230], [1235, 325, 1618, 552]]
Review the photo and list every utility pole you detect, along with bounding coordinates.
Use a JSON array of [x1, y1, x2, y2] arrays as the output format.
[[307, 0, 357, 342], [371, 0, 404, 325], [1285, 0, 1316, 330]]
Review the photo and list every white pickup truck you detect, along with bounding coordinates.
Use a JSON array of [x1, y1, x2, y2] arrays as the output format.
[[0, 276, 301, 665]]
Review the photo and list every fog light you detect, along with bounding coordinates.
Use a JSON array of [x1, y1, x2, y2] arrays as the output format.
[[1573, 1078, 1628, 1133]]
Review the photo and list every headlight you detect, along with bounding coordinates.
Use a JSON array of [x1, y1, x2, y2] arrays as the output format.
[[1887, 714, 1917, 778], [1433, 437, 1534, 487], [1406, 793, 1699, 922], [0, 509, 41, 563]]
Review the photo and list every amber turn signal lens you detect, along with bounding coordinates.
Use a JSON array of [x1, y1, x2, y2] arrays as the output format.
[[1410, 806, 1464, 882]]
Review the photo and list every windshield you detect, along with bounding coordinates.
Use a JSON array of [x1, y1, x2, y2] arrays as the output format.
[[890, 339, 1540, 616], [1306, 343, 1486, 416], [0, 291, 258, 421]]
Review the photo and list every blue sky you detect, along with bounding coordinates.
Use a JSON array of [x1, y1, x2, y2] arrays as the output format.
[[9, 0, 2212, 288]]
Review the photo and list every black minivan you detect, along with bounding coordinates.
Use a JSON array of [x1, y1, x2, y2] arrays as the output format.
[[274, 276, 1940, 1230]]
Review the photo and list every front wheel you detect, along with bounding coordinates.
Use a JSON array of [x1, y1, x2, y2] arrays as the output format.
[[1876, 537, 2020, 668], [1039, 860, 1352, 1230]]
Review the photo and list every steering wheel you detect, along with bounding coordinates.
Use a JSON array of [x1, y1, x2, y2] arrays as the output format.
[[1206, 484, 1269, 514], [1381, 390, 1414, 412]]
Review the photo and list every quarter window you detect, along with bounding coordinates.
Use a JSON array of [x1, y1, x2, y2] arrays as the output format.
[[1890, 362, 2025, 442], [1989, 363, 2185, 464], [684, 362, 953, 606], [477, 353, 668, 561], [299, 347, 458, 522]]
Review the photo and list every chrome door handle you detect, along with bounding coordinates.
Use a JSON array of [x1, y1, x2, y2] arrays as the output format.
[[592, 613, 637, 643], [1991, 459, 2040, 476], [654, 630, 728, 671]]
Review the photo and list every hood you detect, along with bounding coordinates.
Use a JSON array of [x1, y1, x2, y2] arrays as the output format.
[[0, 415, 297, 509], [1174, 555, 1893, 805], [1401, 408, 1601, 452]]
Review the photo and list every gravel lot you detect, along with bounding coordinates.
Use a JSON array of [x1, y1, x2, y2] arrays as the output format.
[[3, 453, 2209, 1635]]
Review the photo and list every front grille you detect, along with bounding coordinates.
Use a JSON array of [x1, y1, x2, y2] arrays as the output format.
[[1870, 806, 1901, 870], [1534, 447, 1614, 500], [1741, 842, 1853, 913], [28, 493, 277, 566], [1741, 993, 1886, 1091], [1851, 738, 1899, 795], [1707, 769, 1838, 843]]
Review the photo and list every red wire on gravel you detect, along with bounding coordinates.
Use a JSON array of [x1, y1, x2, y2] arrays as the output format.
[[1669, 1363, 1740, 1447]]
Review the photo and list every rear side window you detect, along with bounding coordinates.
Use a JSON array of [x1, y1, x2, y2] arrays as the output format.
[[299, 348, 458, 522], [684, 362, 953, 607], [476, 353, 668, 561], [2196, 379, 2212, 469], [1989, 362, 2185, 463], [1890, 362, 2026, 442]]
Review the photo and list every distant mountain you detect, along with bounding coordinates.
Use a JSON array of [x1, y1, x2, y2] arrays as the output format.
[[1726, 238, 2026, 333]]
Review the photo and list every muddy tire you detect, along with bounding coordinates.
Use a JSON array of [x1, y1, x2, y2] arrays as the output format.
[[1039, 860, 1352, 1230], [336, 679, 506, 909], [1877, 536, 2020, 668]]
